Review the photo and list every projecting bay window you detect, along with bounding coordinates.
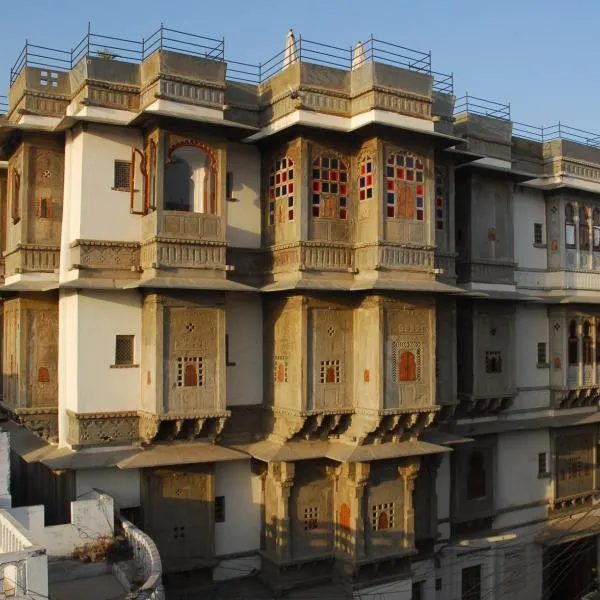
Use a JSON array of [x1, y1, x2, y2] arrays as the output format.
[[555, 429, 597, 501]]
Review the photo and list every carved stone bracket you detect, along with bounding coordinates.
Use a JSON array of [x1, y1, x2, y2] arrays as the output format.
[[267, 407, 352, 442], [347, 408, 439, 444], [554, 387, 600, 410], [138, 411, 230, 444], [456, 395, 515, 418]]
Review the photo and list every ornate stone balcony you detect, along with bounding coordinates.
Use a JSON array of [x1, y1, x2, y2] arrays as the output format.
[[69, 239, 140, 280], [455, 393, 515, 418], [552, 366, 600, 409], [4, 244, 60, 277]]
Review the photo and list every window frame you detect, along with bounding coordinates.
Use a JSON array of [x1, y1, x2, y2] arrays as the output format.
[[111, 334, 136, 368], [538, 452, 549, 478], [533, 222, 544, 246], [565, 203, 576, 248], [113, 159, 132, 193], [215, 496, 226, 523], [537, 342, 548, 368], [580, 206, 591, 251], [385, 151, 425, 221], [568, 320, 579, 366], [435, 164, 446, 231], [311, 155, 349, 220], [268, 156, 295, 225]]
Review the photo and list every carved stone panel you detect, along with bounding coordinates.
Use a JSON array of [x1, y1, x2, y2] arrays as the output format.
[[67, 410, 139, 447], [165, 306, 224, 414], [384, 301, 434, 410]]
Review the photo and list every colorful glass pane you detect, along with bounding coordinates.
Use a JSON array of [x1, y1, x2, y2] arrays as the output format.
[[386, 152, 425, 220], [312, 155, 349, 219], [269, 157, 295, 224], [359, 156, 373, 205]]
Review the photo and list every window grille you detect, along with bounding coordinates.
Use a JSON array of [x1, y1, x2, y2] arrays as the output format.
[[485, 351, 502, 373], [176, 357, 204, 387], [268, 157, 295, 224], [320, 360, 341, 383], [304, 506, 318, 530], [435, 166, 446, 231], [312, 156, 348, 219], [359, 156, 374, 201], [114, 335, 134, 366], [537, 342, 547, 365], [215, 496, 225, 523], [114, 160, 131, 191], [385, 152, 425, 221], [371, 503, 394, 530], [534, 223, 543, 245], [274, 356, 288, 383], [538, 452, 548, 476]]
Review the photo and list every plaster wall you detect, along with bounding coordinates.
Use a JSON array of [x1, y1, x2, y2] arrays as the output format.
[[226, 143, 261, 248], [60, 130, 79, 277], [76, 291, 141, 413], [226, 294, 262, 406], [9, 491, 113, 557], [496, 430, 551, 511], [0, 432, 11, 508], [515, 304, 549, 390], [435, 453, 451, 522], [76, 468, 140, 509], [214, 460, 260, 556], [58, 290, 79, 445], [74, 125, 143, 242], [514, 186, 547, 270]]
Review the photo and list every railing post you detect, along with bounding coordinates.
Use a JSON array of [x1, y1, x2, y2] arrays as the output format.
[[298, 34, 302, 63], [160, 23, 164, 51], [258, 62, 262, 84], [142, 36, 145, 61], [87, 21, 91, 58], [370, 34, 374, 62]]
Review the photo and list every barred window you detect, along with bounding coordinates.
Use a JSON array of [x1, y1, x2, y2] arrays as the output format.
[[114, 160, 131, 191], [304, 506, 318, 530], [371, 503, 394, 530], [114, 335, 134, 366], [485, 351, 502, 374], [177, 357, 203, 387], [435, 165, 446, 230], [534, 223, 543, 245], [320, 360, 341, 383], [274, 356, 288, 383], [537, 342, 547, 365], [359, 156, 374, 201], [538, 452, 548, 477], [215, 496, 225, 523]]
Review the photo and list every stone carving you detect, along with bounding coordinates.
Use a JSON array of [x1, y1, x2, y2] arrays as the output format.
[[67, 410, 139, 447], [72, 240, 140, 270]]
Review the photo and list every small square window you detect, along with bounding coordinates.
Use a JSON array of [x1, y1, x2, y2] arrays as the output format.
[[215, 496, 225, 522], [537, 342, 547, 366], [485, 351, 502, 374], [114, 335, 134, 366], [538, 452, 548, 477], [534, 223, 543, 245], [114, 160, 131, 191]]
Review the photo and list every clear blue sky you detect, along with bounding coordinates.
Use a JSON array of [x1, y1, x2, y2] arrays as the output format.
[[1, 0, 597, 130]]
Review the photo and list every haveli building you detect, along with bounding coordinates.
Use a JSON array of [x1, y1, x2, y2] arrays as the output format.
[[0, 25, 599, 600]]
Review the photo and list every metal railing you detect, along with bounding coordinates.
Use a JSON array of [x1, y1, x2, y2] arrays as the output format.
[[454, 93, 511, 120], [0, 96, 8, 115], [9, 26, 453, 94], [227, 34, 453, 93], [513, 121, 600, 149], [10, 24, 225, 85]]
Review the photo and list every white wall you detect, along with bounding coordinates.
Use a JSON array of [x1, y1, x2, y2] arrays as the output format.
[[515, 303, 549, 390], [514, 186, 547, 270], [496, 430, 551, 512], [0, 432, 11, 509], [76, 291, 141, 414], [214, 460, 260, 557], [9, 491, 114, 557], [226, 143, 261, 248], [71, 124, 143, 242], [76, 468, 140, 509], [226, 294, 263, 406], [58, 289, 79, 445]]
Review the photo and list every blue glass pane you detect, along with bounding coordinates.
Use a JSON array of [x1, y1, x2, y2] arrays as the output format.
[[288, 196, 294, 207], [313, 194, 320, 205], [366, 161, 372, 173], [340, 197, 347, 207], [387, 193, 395, 204], [360, 177, 366, 188]]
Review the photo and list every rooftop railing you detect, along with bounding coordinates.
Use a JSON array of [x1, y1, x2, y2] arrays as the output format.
[[8, 26, 453, 95], [454, 93, 511, 120], [513, 121, 600, 149]]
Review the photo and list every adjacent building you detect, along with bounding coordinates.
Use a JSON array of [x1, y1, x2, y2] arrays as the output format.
[[0, 26, 599, 600]]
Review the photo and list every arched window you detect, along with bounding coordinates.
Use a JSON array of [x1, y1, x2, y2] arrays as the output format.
[[183, 363, 198, 387], [339, 503, 350, 531], [312, 156, 348, 219], [165, 143, 217, 214], [593, 208, 600, 251], [358, 156, 373, 202], [583, 320, 593, 364], [568, 320, 579, 365], [466, 451, 486, 500], [435, 165, 446, 231], [580, 206, 590, 251], [565, 203, 576, 248], [268, 157, 295, 225], [399, 351, 417, 381], [377, 511, 389, 530], [386, 152, 425, 221]]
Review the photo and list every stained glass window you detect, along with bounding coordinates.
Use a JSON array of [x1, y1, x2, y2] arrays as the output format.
[[268, 157, 295, 225], [386, 152, 425, 220], [359, 156, 373, 202], [435, 165, 445, 231], [312, 156, 348, 219]]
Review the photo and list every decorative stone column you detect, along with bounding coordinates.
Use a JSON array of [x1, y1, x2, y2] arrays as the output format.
[[398, 458, 420, 550]]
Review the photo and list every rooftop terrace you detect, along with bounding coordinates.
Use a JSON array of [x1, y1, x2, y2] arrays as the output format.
[[5, 23, 454, 93]]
